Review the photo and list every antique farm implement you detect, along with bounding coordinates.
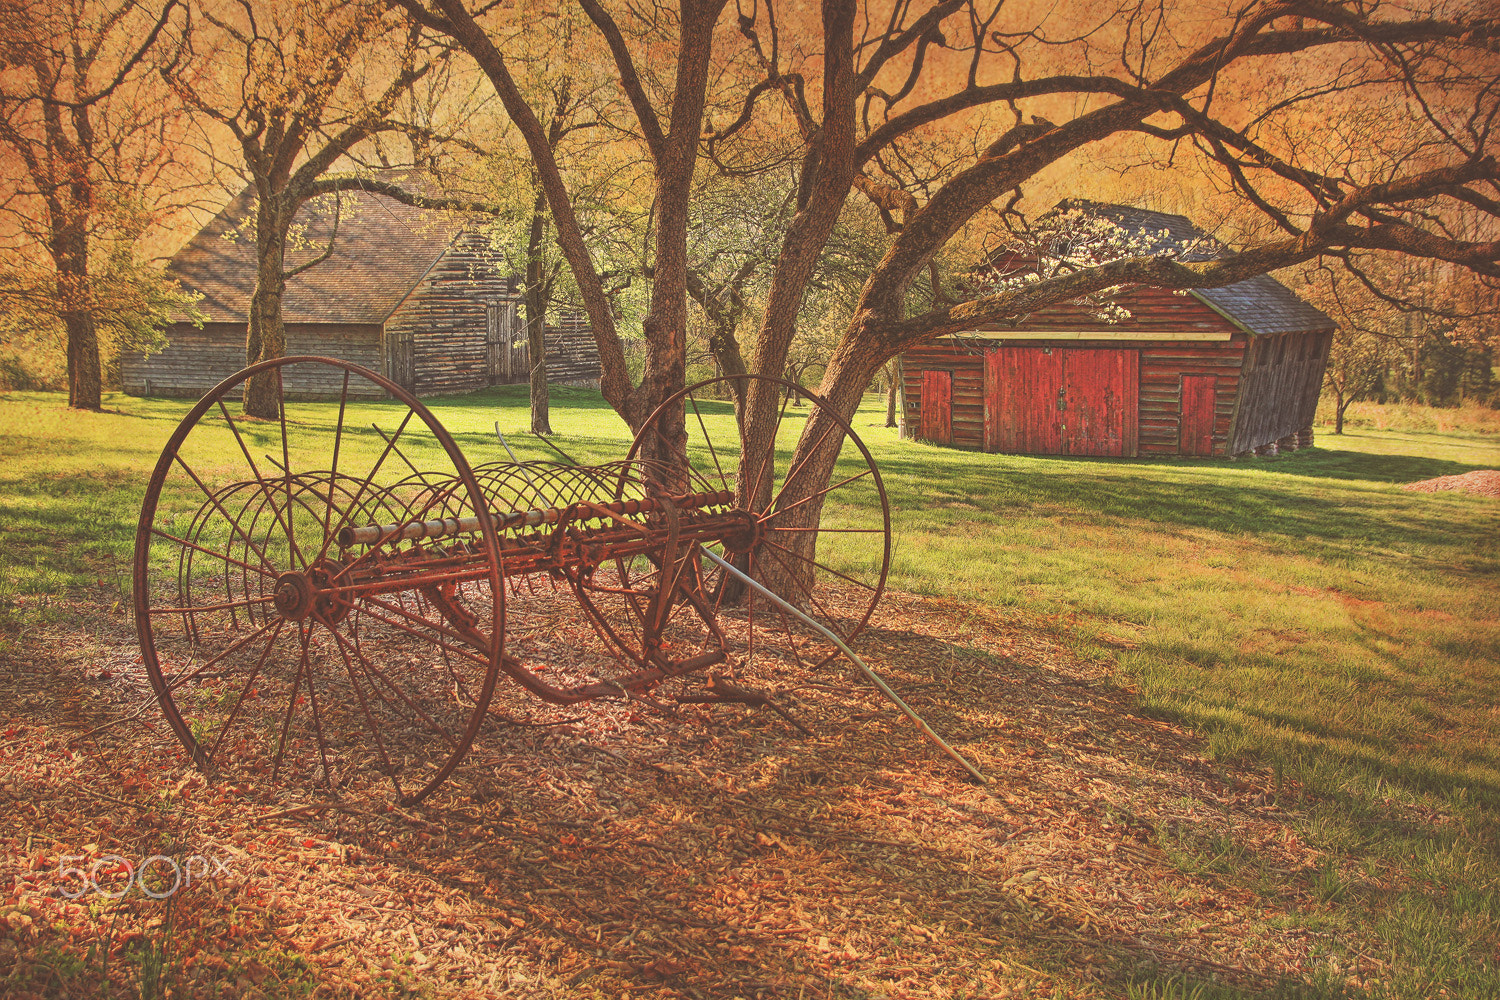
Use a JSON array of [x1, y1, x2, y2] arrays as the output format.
[[133, 357, 895, 803]]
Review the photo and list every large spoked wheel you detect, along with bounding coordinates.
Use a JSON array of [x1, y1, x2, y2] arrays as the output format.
[[622, 374, 891, 671], [133, 357, 504, 804]]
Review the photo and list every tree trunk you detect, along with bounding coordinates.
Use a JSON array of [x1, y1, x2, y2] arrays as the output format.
[[244, 207, 288, 418], [64, 310, 102, 410], [523, 240, 552, 435], [747, 330, 887, 602], [884, 361, 898, 428], [1334, 388, 1347, 434], [54, 222, 102, 411]]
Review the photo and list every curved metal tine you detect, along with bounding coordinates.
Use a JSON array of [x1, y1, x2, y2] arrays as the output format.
[[175, 482, 261, 637], [342, 646, 460, 753], [216, 398, 306, 572], [355, 596, 492, 669], [171, 456, 278, 576], [313, 408, 416, 567], [563, 568, 651, 668], [493, 425, 554, 513]]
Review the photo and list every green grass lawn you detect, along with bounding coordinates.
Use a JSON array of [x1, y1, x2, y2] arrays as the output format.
[[2, 383, 1497, 998]]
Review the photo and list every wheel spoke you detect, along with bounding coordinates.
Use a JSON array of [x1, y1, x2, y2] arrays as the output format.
[[205, 620, 286, 760], [272, 624, 313, 780], [150, 527, 275, 579], [324, 371, 351, 539], [275, 369, 301, 569], [356, 595, 493, 666], [768, 411, 842, 514], [688, 393, 728, 490], [324, 625, 404, 799], [763, 467, 874, 522], [150, 595, 277, 615], [761, 537, 879, 592], [762, 544, 846, 639], [161, 618, 281, 689], [171, 455, 277, 574]]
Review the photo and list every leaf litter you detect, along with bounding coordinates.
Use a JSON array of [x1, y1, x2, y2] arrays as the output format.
[[0, 584, 1391, 997]]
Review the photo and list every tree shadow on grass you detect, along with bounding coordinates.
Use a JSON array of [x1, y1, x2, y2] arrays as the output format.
[[873, 449, 1493, 560]]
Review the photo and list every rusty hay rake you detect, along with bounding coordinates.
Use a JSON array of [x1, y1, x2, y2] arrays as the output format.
[[133, 357, 905, 803]]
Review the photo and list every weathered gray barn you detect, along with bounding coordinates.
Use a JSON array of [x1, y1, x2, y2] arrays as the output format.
[[901, 204, 1336, 459], [121, 184, 601, 398]]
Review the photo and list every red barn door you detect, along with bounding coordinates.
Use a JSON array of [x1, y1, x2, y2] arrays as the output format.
[[985, 347, 1138, 456], [1180, 374, 1217, 456], [918, 369, 952, 444], [1060, 349, 1138, 457], [984, 348, 1063, 453]]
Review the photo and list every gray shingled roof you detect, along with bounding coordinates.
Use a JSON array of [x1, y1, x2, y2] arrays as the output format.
[[170, 179, 483, 324], [1056, 200, 1335, 335]]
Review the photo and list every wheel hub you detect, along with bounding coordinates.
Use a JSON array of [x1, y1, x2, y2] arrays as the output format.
[[717, 509, 763, 556], [273, 572, 315, 620], [273, 561, 351, 624]]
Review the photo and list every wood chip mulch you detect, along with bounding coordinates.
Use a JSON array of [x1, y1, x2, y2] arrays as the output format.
[[1, 587, 1387, 998], [1401, 469, 1500, 497]]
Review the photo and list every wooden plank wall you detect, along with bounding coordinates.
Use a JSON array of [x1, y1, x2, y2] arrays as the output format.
[[904, 336, 1248, 457], [900, 340, 987, 448], [542, 311, 604, 385], [386, 233, 516, 395], [1138, 338, 1246, 457], [1227, 330, 1333, 454], [119, 322, 385, 398]]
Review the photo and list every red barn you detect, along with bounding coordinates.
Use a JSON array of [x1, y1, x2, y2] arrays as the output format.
[[900, 205, 1336, 459]]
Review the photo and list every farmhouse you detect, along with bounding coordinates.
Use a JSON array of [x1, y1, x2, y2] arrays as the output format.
[[120, 182, 601, 399], [900, 204, 1336, 458]]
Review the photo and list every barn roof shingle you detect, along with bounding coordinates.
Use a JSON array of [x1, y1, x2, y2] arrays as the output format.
[[170, 179, 489, 325], [1056, 201, 1335, 335]]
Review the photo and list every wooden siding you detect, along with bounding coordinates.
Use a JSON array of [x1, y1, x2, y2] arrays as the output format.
[[385, 232, 516, 395], [900, 277, 1333, 460], [982, 285, 1242, 336], [1227, 330, 1332, 454], [904, 333, 1250, 458], [902, 340, 987, 448], [543, 311, 604, 385], [119, 322, 385, 398], [1137, 338, 1247, 457], [983, 347, 1139, 456]]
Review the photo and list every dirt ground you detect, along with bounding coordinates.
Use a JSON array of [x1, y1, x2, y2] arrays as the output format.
[[1, 589, 1362, 998]]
